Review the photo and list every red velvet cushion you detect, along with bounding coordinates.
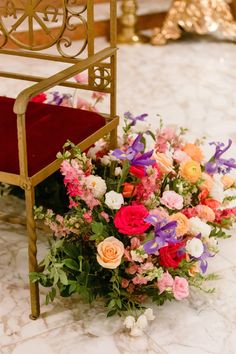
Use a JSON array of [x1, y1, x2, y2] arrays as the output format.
[[0, 96, 105, 176]]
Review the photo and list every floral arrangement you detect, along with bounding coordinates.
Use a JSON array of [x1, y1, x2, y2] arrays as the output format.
[[32, 113, 236, 335]]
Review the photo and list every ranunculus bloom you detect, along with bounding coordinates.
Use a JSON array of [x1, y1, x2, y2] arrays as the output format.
[[123, 183, 137, 198], [182, 143, 204, 162], [160, 190, 183, 210], [196, 205, 215, 222], [129, 165, 146, 179], [172, 276, 189, 300], [169, 212, 189, 237], [97, 236, 124, 269], [105, 190, 124, 210], [154, 152, 173, 174], [203, 198, 220, 211], [157, 272, 174, 294], [179, 159, 201, 183], [159, 242, 185, 269], [114, 205, 150, 235], [221, 174, 235, 189]]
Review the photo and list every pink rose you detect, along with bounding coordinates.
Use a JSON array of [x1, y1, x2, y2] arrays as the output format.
[[114, 205, 150, 236], [97, 236, 124, 269], [121, 278, 130, 288], [172, 276, 189, 300], [156, 272, 174, 294], [160, 191, 184, 210]]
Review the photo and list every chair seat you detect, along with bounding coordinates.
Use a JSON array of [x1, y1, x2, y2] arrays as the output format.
[[0, 96, 105, 176]]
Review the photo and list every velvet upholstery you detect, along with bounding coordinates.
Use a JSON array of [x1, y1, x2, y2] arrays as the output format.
[[0, 96, 105, 176]]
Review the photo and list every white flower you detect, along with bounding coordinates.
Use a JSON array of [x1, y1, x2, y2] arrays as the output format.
[[211, 176, 225, 203], [206, 237, 219, 253], [186, 238, 204, 258], [115, 167, 122, 176], [87, 139, 106, 160], [124, 315, 135, 329], [100, 155, 111, 166], [189, 217, 211, 238], [105, 191, 124, 210], [136, 314, 148, 330], [144, 308, 155, 321], [86, 175, 107, 199]]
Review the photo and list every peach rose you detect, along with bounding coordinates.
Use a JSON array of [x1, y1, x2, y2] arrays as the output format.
[[154, 152, 173, 174], [182, 143, 204, 162], [196, 205, 215, 222], [169, 212, 189, 237], [221, 174, 235, 189], [97, 236, 124, 269], [199, 172, 214, 191], [179, 159, 201, 183]]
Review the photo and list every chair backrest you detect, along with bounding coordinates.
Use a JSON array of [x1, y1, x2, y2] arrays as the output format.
[[0, 0, 117, 63]]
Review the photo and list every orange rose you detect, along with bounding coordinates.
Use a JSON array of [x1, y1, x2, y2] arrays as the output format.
[[199, 172, 214, 192], [154, 152, 173, 174], [182, 143, 204, 162], [221, 174, 235, 189], [97, 237, 124, 269], [169, 212, 189, 237], [196, 205, 215, 222], [179, 159, 201, 183]]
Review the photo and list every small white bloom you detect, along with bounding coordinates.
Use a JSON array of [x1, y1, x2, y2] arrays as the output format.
[[86, 175, 107, 199], [130, 121, 151, 134], [115, 167, 122, 176], [87, 139, 107, 160], [144, 308, 155, 321], [206, 237, 219, 253], [124, 315, 136, 329], [100, 155, 111, 166], [211, 176, 225, 203], [189, 216, 211, 238], [105, 191, 124, 210], [136, 314, 148, 330], [186, 238, 204, 258], [131, 246, 148, 263]]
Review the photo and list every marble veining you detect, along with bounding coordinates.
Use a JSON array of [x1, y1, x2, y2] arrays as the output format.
[[1, 3, 236, 352]]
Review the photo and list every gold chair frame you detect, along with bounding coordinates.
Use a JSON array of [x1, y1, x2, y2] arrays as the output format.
[[0, 0, 119, 319]]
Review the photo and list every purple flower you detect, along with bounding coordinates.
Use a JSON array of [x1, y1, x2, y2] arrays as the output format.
[[205, 139, 236, 174], [144, 218, 178, 255], [112, 134, 155, 167], [124, 111, 148, 126]]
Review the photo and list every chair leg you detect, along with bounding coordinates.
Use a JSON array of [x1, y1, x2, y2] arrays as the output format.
[[25, 186, 40, 320], [110, 127, 118, 150]]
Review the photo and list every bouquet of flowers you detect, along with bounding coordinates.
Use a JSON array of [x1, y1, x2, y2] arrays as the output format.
[[32, 113, 236, 335]]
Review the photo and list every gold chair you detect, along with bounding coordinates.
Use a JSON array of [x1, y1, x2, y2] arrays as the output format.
[[0, 0, 119, 319]]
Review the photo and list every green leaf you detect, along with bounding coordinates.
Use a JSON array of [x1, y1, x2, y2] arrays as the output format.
[[59, 270, 68, 285], [91, 222, 104, 235], [64, 259, 80, 271], [49, 287, 56, 301]]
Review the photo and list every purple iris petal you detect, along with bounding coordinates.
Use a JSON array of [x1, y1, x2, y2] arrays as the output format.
[[205, 139, 236, 174], [143, 238, 160, 254], [132, 150, 155, 167], [124, 112, 148, 126]]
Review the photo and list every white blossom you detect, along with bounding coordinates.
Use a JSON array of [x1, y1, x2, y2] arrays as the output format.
[[189, 217, 211, 238], [124, 315, 136, 329], [186, 238, 204, 258], [86, 175, 107, 199], [105, 191, 124, 210], [144, 308, 155, 321]]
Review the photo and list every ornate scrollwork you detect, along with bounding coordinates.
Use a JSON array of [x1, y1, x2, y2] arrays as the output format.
[[92, 65, 112, 90], [0, 0, 89, 59]]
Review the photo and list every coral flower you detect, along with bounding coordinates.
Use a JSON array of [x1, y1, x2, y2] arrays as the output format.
[[169, 212, 189, 237], [182, 143, 204, 162], [199, 172, 214, 192], [154, 152, 173, 174], [123, 183, 137, 198], [179, 159, 201, 183], [196, 205, 215, 222]]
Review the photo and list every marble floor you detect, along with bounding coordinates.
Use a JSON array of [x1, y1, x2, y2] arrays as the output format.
[[1, 5, 236, 354]]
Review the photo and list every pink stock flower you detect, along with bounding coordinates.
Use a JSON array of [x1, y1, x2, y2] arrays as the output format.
[[172, 276, 189, 300], [132, 275, 148, 285], [156, 272, 174, 294], [173, 149, 189, 163], [130, 237, 141, 250], [160, 190, 184, 210], [92, 92, 107, 101], [100, 211, 110, 222], [83, 211, 93, 223], [74, 72, 88, 84], [125, 264, 139, 275], [121, 278, 130, 288]]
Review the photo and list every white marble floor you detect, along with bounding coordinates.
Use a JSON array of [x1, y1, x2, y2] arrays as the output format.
[[1, 10, 236, 354]]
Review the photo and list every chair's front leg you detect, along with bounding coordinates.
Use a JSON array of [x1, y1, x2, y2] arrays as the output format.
[[25, 185, 40, 319]]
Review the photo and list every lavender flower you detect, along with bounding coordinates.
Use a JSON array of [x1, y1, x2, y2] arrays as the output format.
[[144, 217, 178, 255], [205, 139, 236, 174], [112, 134, 155, 167], [124, 111, 148, 126]]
